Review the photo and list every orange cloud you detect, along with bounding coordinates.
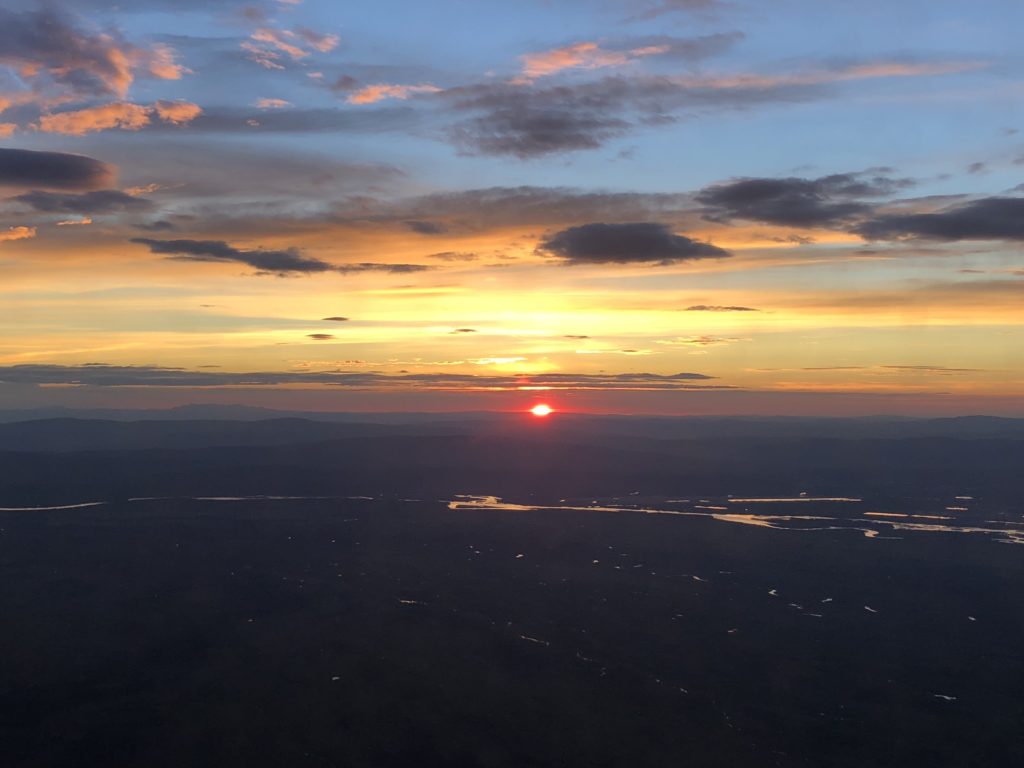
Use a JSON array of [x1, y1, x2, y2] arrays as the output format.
[[152, 99, 202, 125], [251, 28, 308, 60], [0, 8, 188, 103], [242, 24, 338, 69], [0, 226, 36, 242], [255, 97, 292, 109], [143, 43, 190, 80], [37, 102, 150, 134], [123, 183, 173, 196], [518, 41, 668, 81], [240, 42, 285, 70], [36, 100, 201, 135], [0, 123, 15, 137], [347, 83, 441, 105], [56, 217, 93, 227]]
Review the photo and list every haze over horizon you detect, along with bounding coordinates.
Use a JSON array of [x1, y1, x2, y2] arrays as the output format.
[[1, 0, 1021, 415]]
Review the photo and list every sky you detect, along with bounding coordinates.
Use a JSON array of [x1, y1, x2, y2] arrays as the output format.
[[0, 0, 1022, 415]]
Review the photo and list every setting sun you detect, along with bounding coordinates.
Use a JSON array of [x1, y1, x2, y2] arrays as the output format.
[[530, 404, 554, 417]]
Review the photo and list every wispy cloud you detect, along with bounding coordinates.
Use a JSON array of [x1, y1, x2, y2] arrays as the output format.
[[685, 305, 760, 312], [518, 41, 664, 81], [443, 58, 985, 158], [657, 335, 745, 347], [11, 189, 152, 214], [347, 83, 442, 105], [242, 24, 339, 69]]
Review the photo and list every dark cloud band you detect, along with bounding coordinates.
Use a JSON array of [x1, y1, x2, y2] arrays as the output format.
[[0, 148, 114, 190], [131, 237, 431, 276], [0, 364, 725, 391], [538, 222, 729, 264], [855, 197, 1024, 241], [12, 189, 151, 214]]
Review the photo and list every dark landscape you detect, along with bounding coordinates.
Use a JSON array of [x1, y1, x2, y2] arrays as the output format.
[[2, 414, 1022, 767]]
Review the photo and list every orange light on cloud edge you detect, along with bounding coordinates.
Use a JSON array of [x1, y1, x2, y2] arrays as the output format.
[[530, 403, 554, 417]]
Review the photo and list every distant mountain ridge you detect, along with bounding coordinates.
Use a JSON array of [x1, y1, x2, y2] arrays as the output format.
[[0, 411, 1023, 454]]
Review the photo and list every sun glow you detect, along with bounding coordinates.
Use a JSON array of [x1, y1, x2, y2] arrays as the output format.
[[530, 403, 554, 417]]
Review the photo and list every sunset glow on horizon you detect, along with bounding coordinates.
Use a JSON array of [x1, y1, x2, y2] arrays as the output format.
[[0, 1, 1021, 416]]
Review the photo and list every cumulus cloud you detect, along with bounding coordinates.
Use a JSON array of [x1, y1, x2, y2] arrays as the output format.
[[696, 172, 914, 227], [11, 189, 153, 214], [0, 6, 186, 103], [449, 104, 629, 158], [0, 225, 35, 242], [855, 197, 1024, 241], [538, 222, 729, 265], [36, 102, 151, 134], [35, 100, 201, 135], [151, 100, 203, 125], [0, 148, 114, 190]]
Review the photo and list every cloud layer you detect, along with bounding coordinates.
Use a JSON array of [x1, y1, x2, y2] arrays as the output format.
[[131, 238, 431, 276], [0, 364, 724, 392], [538, 222, 729, 264], [0, 148, 114, 190]]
